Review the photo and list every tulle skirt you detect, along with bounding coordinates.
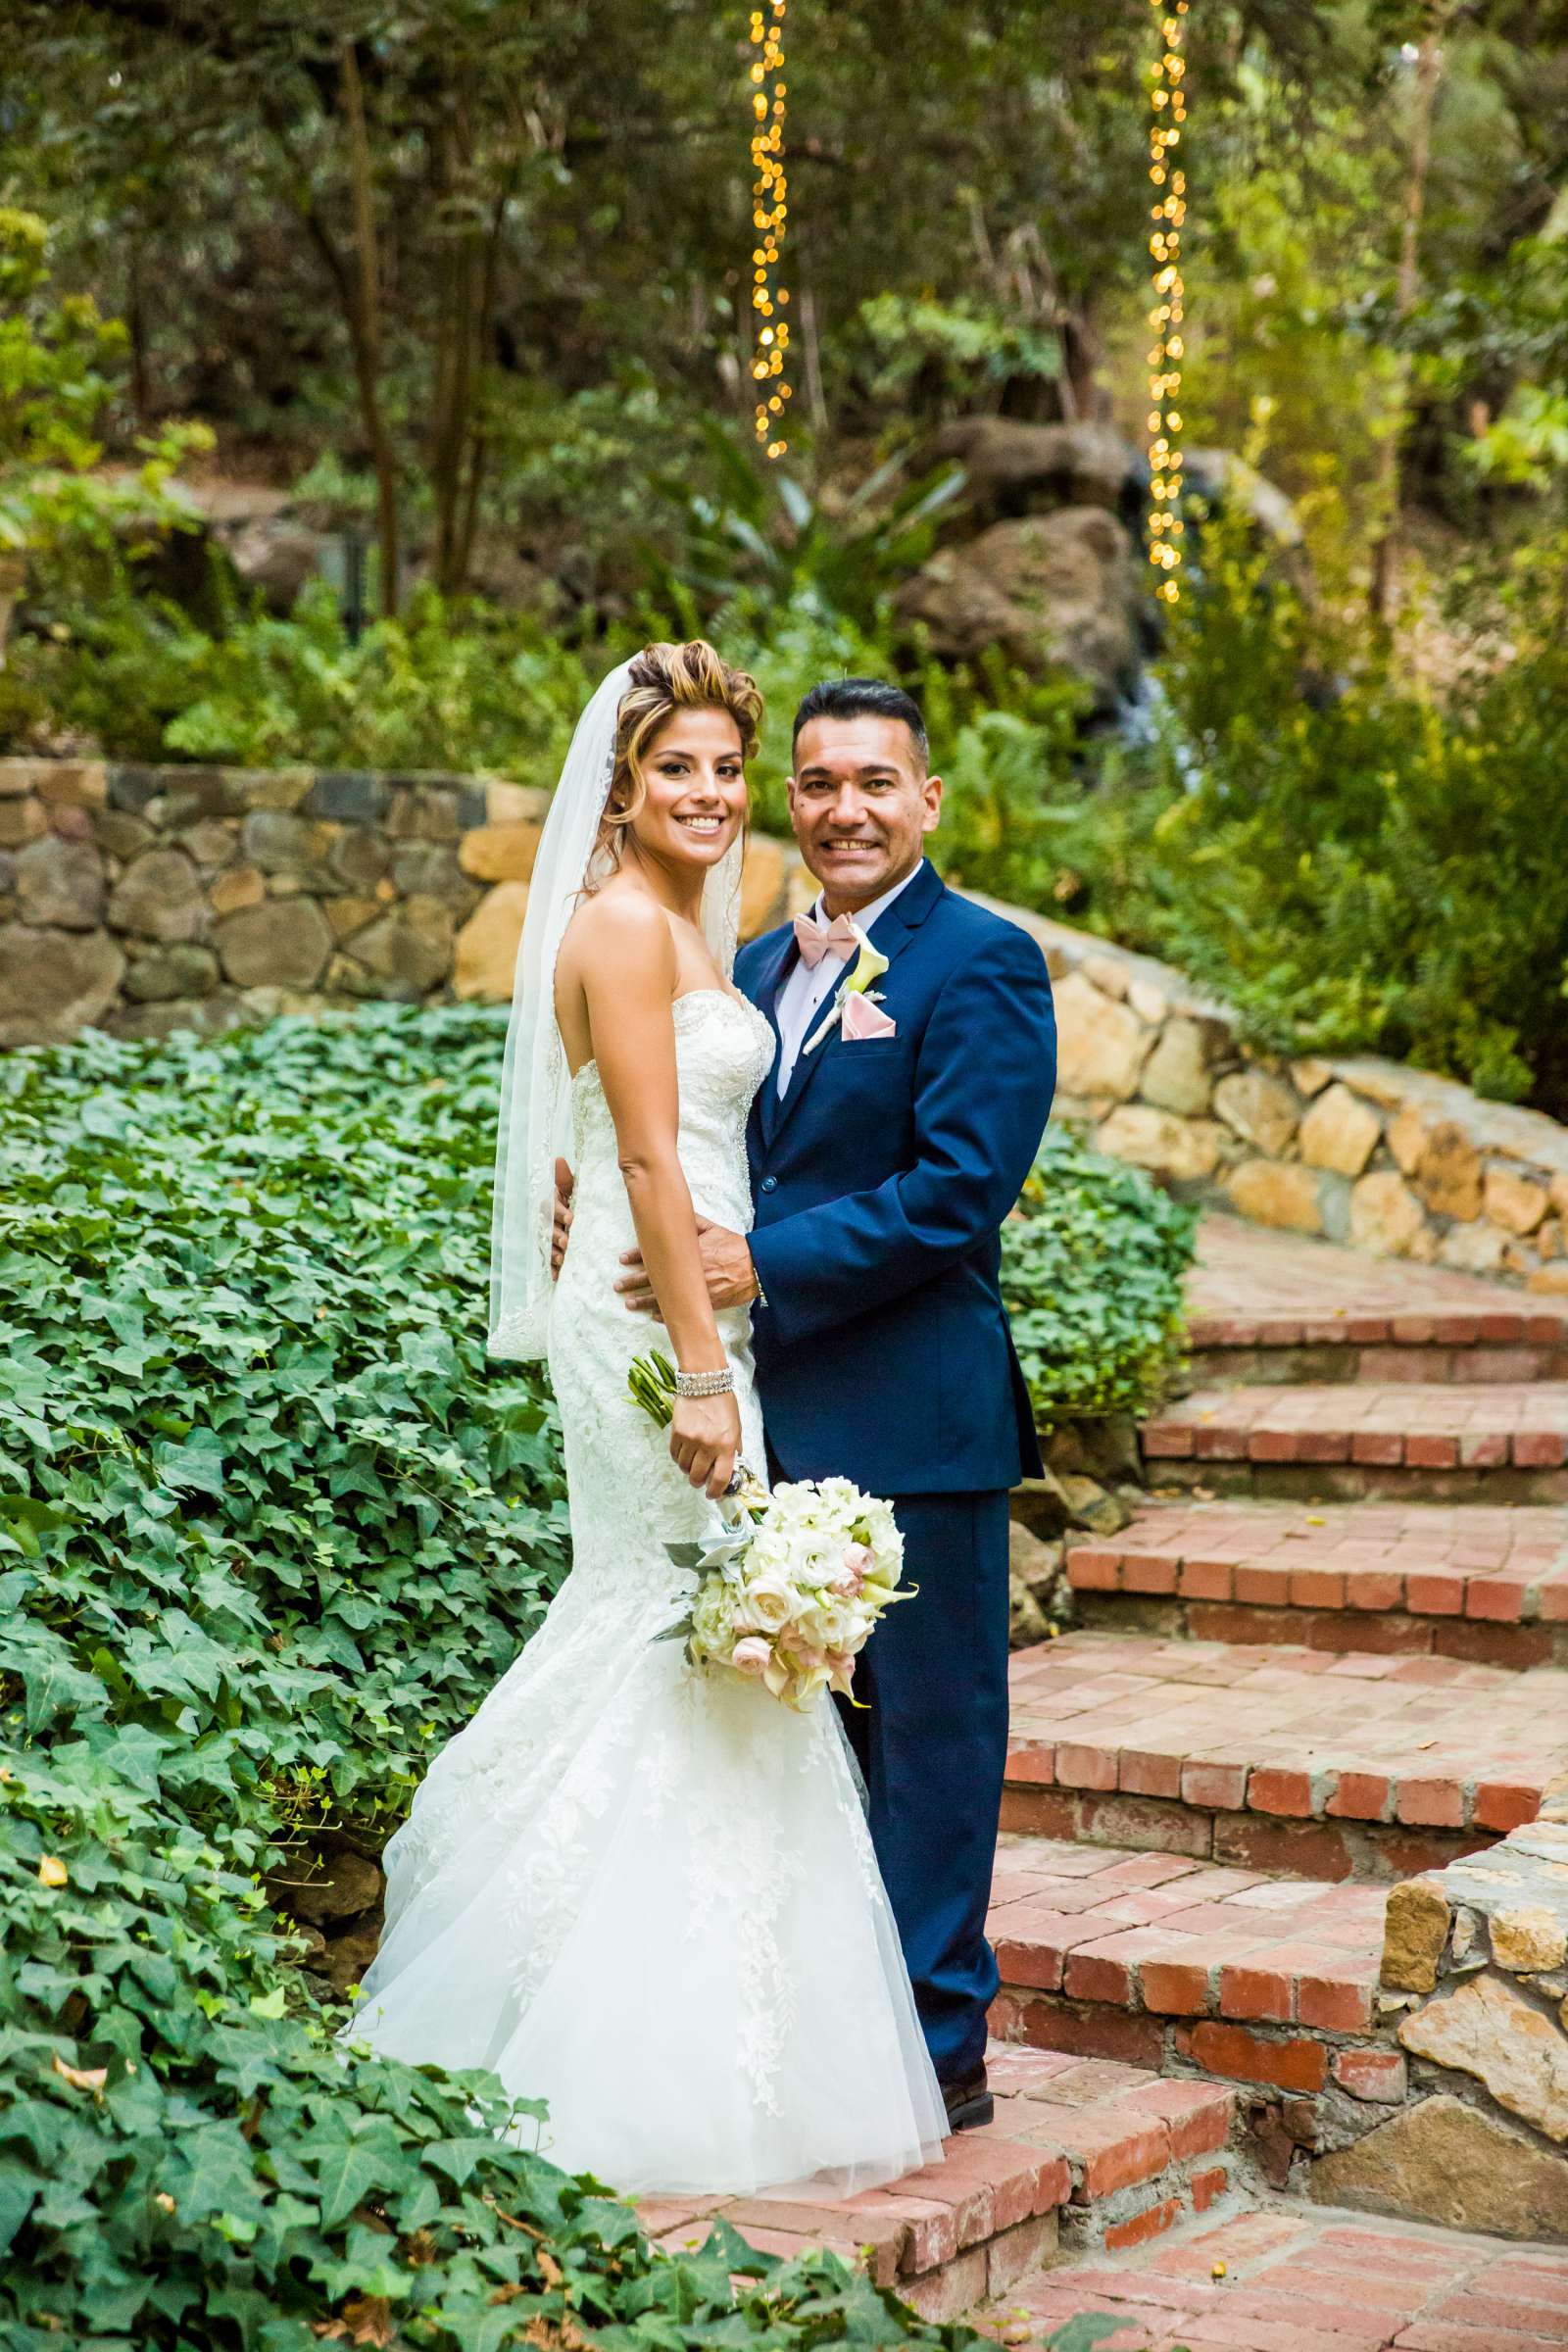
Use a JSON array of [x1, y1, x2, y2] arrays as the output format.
[[343, 1555, 948, 2196]]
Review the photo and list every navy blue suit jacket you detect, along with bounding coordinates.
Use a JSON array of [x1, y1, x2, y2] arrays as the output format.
[[737, 859, 1056, 1497]]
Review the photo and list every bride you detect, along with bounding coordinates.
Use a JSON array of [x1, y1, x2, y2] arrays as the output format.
[[346, 641, 948, 2196]]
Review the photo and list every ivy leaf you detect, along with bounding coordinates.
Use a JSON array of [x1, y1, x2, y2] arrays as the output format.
[[296, 2115, 410, 2228]]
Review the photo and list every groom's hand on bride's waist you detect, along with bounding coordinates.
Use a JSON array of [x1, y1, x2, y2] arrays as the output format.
[[551, 1159, 574, 1278], [615, 1220, 760, 1315]]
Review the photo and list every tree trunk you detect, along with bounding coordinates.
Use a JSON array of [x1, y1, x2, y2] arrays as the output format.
[[126, 230, 151, 427], [450, 172, 516, 595], [425, 90, 490, 599], [1368, 15, 1446, 624], [0, 555, 27, 669], [339, 37, 400, 618]]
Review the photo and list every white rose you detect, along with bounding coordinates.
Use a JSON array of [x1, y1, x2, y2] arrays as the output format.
[[743, 1572, 796, 1633], [691, 1586, 735, 1658]]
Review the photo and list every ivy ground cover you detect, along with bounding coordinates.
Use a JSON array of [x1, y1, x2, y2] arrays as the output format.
[[0, 1004, 1188, 2347]]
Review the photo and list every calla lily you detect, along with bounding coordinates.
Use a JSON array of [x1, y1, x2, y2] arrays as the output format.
[[842, 931, 890, 997]]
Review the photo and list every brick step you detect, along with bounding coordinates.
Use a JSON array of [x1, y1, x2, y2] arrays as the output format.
[[1004, 2203, 1568, 2350], [639, 2048, 1238, 2323], [1003, 1631, 1568, 1882], [1068, 1500, 1568, 1671], [988, 1836, 1393, 2127], [1191, 1330, 1568, 1387], [1142, 1383, 1568, 1502], [1189, 1212, 1568, 1389]]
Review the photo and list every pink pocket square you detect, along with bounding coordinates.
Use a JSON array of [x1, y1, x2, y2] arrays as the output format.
[[841, 994, 897, 1041]]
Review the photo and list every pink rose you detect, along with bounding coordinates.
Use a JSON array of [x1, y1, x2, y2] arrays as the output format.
[[731, 1636, 772, 1679], [838, 1543, 873, 1592]]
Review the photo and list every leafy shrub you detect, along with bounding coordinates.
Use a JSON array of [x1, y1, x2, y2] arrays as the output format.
[[1002, 1128, 1198, 1428], [1057, 511, 1568, 1111], [856, 293, 1064, 416], [0, 1004, 568, 1852], [8, 574, 616, 779]]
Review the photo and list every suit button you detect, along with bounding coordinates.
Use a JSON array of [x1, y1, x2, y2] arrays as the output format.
[[760, 1175, 778, 1193]]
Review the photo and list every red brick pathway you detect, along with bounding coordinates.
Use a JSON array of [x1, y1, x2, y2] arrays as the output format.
[[1145, 1383, 1568, 1470], [989, 1837, 1385, 2048], [1189, 1214, 1568, 1352], [1004, 2205, 1568, 2349], [638, 2047, 1236, 2320], [1069, 1500, 1568, 1658], [1006, 1630, 1568, 1847]]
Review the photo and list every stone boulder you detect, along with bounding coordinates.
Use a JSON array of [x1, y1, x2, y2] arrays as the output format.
[[108, 849, 208, 944], [108, 991, 248, 1043], [1008, 1572, 1050, 1648], [225, 514, 330, 612], [0, 927, 125, 1045], [347, 898, 456, 998], [267, 1834, 383, 1928], [1094, 1103, 1222, 1183], [15, 836, 104, 930], [1308, 2094, 1568, 2239], [1213, 1069, 1300, 1157], [1399, 1972, 1568, 2141], [457, 822, 544, 885], [1184, 447, 1306, 555], [896, 508, 1140, 710], [1139, 1015, 1220, 1117], [928, 416, 1146, 526], [124, 945, 220, 1004], [1052, 970, 1154, 1102], [455, 881, 528, 1002], [214, 898, 333, 991]]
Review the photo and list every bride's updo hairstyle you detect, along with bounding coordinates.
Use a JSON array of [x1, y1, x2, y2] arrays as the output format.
[[589, 639, 762, 886]]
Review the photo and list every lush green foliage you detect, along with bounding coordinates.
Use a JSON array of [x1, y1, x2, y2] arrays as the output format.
[[14, 572, 612, 777], [1056, 508, 1568, 1109], [0, 1005, 568, 1851], [0, 1003, 1175, 2346], [0, 209, 204, 579], [1001, 1128, 1197, 1430]]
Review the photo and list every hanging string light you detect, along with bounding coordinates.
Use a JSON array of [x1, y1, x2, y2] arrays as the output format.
[[1146, 0, 1189, 604], [748, 0, 792, 459]]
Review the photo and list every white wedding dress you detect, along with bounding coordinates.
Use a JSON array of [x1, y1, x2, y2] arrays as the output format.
[[349, 987, 947, 2196]]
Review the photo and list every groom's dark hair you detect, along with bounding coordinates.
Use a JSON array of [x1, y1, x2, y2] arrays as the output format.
[[793, 677, 929, 771]]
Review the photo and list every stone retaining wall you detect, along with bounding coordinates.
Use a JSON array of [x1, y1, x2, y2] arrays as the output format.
[[5, 757, 1567, 1297], [985, 898, 1568, 1298], [1307, 1771, 1568, 2238], [0, 757, 805, 1047]]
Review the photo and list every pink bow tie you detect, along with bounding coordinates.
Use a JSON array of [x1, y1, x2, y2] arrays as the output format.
[[793, 911, 860, 968]]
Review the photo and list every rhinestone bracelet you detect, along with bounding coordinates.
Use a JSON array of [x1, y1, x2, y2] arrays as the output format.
[[673, 1364, 735, 1399]]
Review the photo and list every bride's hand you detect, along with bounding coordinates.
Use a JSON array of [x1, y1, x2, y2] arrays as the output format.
[[670, 1392, 742, 1499]]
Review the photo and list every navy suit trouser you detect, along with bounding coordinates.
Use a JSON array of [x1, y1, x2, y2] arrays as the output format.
[[767, 1447, 1011, 2086]]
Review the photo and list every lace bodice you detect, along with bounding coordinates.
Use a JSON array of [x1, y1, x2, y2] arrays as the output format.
[[547, 986, 774, 1610], [567, 987, 774, 1241]]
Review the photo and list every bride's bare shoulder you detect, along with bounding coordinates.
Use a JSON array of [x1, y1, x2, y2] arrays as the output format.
[[559, 883, 677, 986]]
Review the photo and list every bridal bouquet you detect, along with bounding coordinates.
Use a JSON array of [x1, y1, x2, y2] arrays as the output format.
[[628, 1349, 910, 1711]]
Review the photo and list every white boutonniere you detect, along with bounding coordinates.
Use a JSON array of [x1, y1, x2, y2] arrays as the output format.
[[802, 930, 892, 1055]]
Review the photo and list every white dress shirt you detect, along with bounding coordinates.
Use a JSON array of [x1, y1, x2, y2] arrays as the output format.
[[772, 861, 924, 1098]]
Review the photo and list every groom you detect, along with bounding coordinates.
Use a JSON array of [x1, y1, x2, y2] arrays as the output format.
[[604, 677, 1056, 2128]]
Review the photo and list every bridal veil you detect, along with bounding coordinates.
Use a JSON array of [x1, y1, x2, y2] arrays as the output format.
[[487, 653, 745, 1360]]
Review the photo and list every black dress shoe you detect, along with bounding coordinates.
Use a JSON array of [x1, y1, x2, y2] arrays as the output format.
[[942, 2065, 994, 2132]]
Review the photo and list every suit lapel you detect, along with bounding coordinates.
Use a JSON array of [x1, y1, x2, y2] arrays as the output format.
[[746, 925, 799, 1152], [767, 858, 945, 1148]]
